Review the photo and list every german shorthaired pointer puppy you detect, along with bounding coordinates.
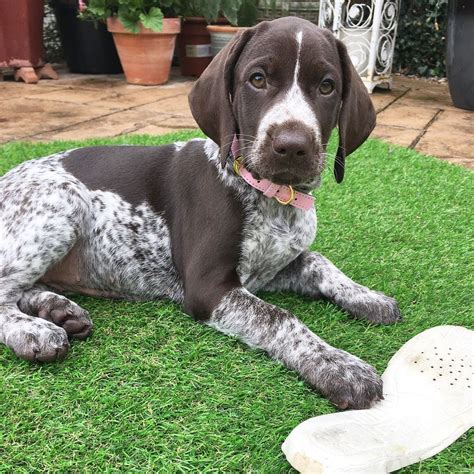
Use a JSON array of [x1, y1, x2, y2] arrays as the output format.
[[0, 18, 400, 409]]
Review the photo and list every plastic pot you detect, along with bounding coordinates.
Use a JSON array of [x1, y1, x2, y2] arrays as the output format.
[[52, 1, 122, 74], [446, 0, 474, 110]]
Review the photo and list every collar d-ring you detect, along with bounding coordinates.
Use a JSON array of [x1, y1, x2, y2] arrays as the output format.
[[233, 157, 243, 176], [275, 185, 295, 205]]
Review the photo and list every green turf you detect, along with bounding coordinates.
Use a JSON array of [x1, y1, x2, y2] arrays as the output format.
[[0, 132, 472, 473]]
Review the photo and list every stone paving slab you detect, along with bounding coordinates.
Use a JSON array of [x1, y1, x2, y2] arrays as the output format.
[[369, 124, 420, 149], [376, 103, 438, 130], [0, 67, 472, 168], [416, 109, 474, 166], [134, 92, 195, 118], [128, 124, 190, 136], [416, 130, 474, 168], [153, 115, 197, 129], [371, 77, 474, 168], [367, 80, 409, 114], [397, 77, 458, 110], [23, 87, 120, 105], [0, 83, 68, 101], [429, 108, 473, 135], [34, 110, 174, 141], [94, 87, 192, 110], [1, 97, 119, 141]]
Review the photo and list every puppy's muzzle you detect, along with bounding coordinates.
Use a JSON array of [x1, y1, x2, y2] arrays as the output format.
[[265, 124, 321, 184]]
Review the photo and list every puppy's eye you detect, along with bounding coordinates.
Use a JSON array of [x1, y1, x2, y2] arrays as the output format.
[[250, 73, 266, 89], [319, 79, 335, 95]]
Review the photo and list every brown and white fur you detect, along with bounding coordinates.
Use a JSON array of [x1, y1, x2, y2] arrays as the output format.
[[0, 18, 400, 410]]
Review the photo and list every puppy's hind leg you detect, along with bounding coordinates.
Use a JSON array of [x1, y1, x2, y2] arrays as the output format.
[[0, 169, 90, 361], [18, 285, 93, 341]]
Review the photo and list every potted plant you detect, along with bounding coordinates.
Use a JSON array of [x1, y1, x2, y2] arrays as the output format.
[[206, 0, 259, 56], [174, 2, 227, 77], [50, 0, 122, 74], [81, 0, 181, 85]]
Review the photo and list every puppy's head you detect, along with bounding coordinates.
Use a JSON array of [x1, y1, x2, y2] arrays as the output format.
[[189, 17, 375, 186]]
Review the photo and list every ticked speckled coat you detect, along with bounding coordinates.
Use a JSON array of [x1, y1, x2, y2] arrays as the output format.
[[0, 18, 401, 410]]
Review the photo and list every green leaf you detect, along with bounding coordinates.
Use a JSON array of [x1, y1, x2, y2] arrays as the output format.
[[118, 9, 141, 33], [159, 0, 175, 8], [205, 0, 221, 22], [139, 7, 163, 32], [221, 0, 240, 25], [86, 6, 106, 17], [237, 0, 258, 27]]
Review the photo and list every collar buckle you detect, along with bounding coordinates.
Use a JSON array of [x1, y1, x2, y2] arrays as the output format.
[[275, 185, 295, 205]]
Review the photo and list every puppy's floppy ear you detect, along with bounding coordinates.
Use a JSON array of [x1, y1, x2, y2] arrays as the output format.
[[188, 28, 255, 166], [334, 39, 376, 183]]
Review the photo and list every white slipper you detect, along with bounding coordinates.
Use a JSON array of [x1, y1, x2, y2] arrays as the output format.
[[282, 325, 474, 473]]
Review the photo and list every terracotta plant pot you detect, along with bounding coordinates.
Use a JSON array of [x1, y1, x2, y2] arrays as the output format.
[[177, 17, 212, 77], [107, 17, 181, 85], [207, 25, 248, 57]]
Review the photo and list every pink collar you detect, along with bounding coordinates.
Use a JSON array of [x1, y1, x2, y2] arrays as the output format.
[[230, 135, 315, 211]]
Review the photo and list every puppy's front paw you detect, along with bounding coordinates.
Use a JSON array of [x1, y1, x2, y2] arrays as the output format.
[[4, 318, 69, 362], [37, 294, 93, 340], [348, 292, 401, 325], [304, 350, 383, 410], [324, 361, 383, 410]]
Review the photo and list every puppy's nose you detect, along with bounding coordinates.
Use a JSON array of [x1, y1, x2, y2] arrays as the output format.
[[272, 129, 313, 160]]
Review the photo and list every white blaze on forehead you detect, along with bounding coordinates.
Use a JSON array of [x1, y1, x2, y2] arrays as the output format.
[[294, 30, 303, 83], [253, 30, 321, 153]]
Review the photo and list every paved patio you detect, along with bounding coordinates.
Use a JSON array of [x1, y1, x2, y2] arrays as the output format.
[[1, 66, 473, 168]]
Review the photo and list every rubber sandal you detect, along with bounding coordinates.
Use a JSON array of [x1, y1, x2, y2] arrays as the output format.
[[282, 325, 474, 473]]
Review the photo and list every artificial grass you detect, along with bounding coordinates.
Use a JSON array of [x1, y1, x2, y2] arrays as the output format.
[[0, 131, 472, 473]]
